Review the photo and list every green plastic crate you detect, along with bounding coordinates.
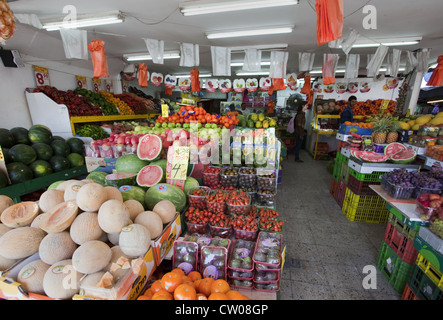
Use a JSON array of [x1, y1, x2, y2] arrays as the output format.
[[377, 241, 416, 294], [349, 168, 384, 183], [408, 264, 443, 300]]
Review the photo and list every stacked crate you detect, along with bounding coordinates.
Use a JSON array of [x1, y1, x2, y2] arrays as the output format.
[[330, 151, 349, 208]]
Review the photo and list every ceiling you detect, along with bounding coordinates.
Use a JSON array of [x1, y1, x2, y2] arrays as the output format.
[[4, 0, 443, 79]]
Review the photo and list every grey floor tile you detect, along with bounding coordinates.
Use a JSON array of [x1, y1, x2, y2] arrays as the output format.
[[291, 281, 336, 300]]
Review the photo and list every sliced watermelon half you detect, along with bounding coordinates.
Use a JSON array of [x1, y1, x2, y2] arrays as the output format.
[[384, 142, 407, 157], [352, 150, 364, 160], [105, 172, 138, 188], [360, 151, 389, 163], [137, 134, 163, 161], [136, 165, 164, 187], [390, 149, 417, 164]]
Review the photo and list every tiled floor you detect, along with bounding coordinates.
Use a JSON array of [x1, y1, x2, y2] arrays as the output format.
[[277, 150, 401, 300]]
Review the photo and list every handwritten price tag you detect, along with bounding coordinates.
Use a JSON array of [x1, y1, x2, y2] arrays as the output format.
[[76, 76, 87, 89], [33, 65, 50, 87], [167, 146, 189, 181], [92, 78, 102, 93], [380, 100, 390, 111], [162, 104, 170, 118]]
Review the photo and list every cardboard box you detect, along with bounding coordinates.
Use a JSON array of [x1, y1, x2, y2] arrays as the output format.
[[85, 157, 117, 173], [151, 212, 182, 266]]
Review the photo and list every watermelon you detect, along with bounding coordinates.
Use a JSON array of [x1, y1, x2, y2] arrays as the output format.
[[2, 147, 11, 164], [0, 170, 7, 188], [136, 165, 164, 187], [105, 172, 138, 188], [29, 160, 53, 178], [32, 143, 54, 161], [150, 159, 167, 182], [359, 151, 389, 163], [6, 162, 33, 184], [0, 128, 16, 148], [9, 127, 30, 145], [137, 134, 162, 161], [67, 153, 85, 167], [28, 125, 53, 145], [49, 155, 71, 172], [384, 143, 407, 157], [66, 138, 85, 155], [119, 185, 146, 208], [390, 149, 417, 164], [51, 139, 71, 157], [9, 144, 37, 165], [144, 183, 186, 212], [183, 176, 199, 195], [115, 154, 149, 173], [86, 171, 108, 185]]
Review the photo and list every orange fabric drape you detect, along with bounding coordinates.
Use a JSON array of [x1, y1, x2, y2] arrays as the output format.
[[315, 0, 344, 46], [138, 63, 148, 88], [300, 75, 311, 94], [427, 55, 443, 87], [88, 39, 109, 78], [323, 54, 339, 85], [307, 90, 314, 108], [268, 78, 286, 95], [191, 68, 202, 92], [165, 87, 173, 95]]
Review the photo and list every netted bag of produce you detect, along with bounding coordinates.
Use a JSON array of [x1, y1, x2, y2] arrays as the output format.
[[88, 39, 110, 78]]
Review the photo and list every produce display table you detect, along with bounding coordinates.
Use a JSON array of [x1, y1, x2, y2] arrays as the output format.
[[347, 158, 422, 174], [0, 165, 88, 203]]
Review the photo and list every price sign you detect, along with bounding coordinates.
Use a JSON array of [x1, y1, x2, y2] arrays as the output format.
[[33, 65, 50, 87], [92, 78, 102, 93], [161, 104, 170, 118], [122, 81, 128, 93], [104, 79, 113, 93], [380, 100, 390, 112], [76, 76, 87, 89], [167, 146, 189, 181]]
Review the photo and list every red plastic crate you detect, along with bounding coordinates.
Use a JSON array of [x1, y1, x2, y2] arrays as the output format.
[[334, 181, 347, 208], [401, 284, 420, 300], [384, 222, 419, 265], [347, 174, 380, 196], [330, 179, 338, 198]]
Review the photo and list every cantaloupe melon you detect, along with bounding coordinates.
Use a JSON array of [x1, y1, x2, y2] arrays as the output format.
[[124, 200, 144, 221], [97, 200, 130, 234], [76, 183, 108, 212], [0, 254, 18, 270], [79, 271, 105, 288], [134, 211, 163, 239], [104, 186, 123, 201], [39, 231, 78, 265], [0, 227, 46, 259], [30, 214, 45, 229], [63, 180, 87, 202], [70, 212, 104, 245], [0, 195, 14, 215], [152, 200, 177, 224], [39, 189, 65, 213], [72, 240, 112, 274], [119, 224, 151, 258], [0, 223, 12, 238], [107, 232, 120, 246], [38, 201, 78, 233], [1, 201, 40, 228], [17, 259, 50, 295], [43, 259, 83, 299], [55, 179, 78, 192]]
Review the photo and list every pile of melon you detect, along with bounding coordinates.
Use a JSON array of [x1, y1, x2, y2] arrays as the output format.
[[0, 180, 177, 300]]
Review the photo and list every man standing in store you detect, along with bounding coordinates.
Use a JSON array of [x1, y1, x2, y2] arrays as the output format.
[[340, 95, 357, 124], [290, 101, 309, 163]]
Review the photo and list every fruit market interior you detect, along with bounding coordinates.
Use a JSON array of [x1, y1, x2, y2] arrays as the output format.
[[0, 0, 442, 304]]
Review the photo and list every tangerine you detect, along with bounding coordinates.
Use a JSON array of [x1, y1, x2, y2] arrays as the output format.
[[137, 295, 151, 300], [210, 279, 230, 294], [171, 268, 185, 276], [196, 293, 208, 300], [208, 292, 228, 300], [174, 283, 197, 300], [151, 289, 173, 300], [226, 290, 246, 300], [161, 272, 184, 293], [198, 278, 214, 297], [188, 271, 202, 282], [150, 280, 163, 294]]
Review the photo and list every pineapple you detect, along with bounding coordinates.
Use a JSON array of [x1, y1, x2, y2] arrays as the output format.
[[372, 117, 390, 144], [386, 121, 401, 143]]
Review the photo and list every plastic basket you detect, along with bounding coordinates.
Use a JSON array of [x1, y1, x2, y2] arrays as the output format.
[[347, 174, 380, 196], [401, 284, 420, 300], [334, 180, 347, 208], [330, 178, 338, 198], [416, 253, 443, 290], [384, 222, 419, 265], [209, 224, 233, 239], [200, 246, 228, 280], [349, 168, 384, 183], [340, 160, 350, 185], [408, 264, 443, 300], [342, 187, 389, 223], [377, 241, 416, 294], [172, 241, 198, 274], [387, 211, 419, 240]]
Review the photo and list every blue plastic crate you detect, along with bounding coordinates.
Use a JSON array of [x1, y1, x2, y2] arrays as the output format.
[[339, 124, 373, 136]]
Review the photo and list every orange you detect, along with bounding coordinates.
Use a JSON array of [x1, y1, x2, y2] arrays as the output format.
[[196, 293, 208, 300], [150, 280, 163, 294], [151, 289, 173, 300], [174, 283, 197, 300], [161, 272, 184, 293], [208, 292, 228, 300], [188, 271, 202, 282], [210, 279, 230, 294], [226, 290, 246, 300], [143, 290, 154, 299], [171, 268, 185, 276], [137, 294, 151, 300], [198, 278, 214, 297], [194, 278, 202, 289]]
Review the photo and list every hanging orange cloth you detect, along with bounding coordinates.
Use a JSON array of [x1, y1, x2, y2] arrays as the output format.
[[307, 90, 314, 108], [87, 39, 109, 78], [165, 87, 173, 95], [191, 68, 202, 92], [138, 63, 148, 88], [322, 54, 339, 85], [427, 55, 443, 87], [300, 75, 311, 94], [315, 0, 344, 46], [268, 78, 286, 95]]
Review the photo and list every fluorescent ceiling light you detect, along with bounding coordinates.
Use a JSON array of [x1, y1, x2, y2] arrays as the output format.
[[427, 99, 443, 104], [231, 61, 271, 67], [180, 0, 299, 16], [230, 43, 288, 51], [236, 71, 270, 76], [124, 51, 180, 62], [42, 11, 124, 31], [206, 26, 293, 39], [343, 37, 422, 48]]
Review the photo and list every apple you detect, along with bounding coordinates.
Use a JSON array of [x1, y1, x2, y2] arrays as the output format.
[[131, 136, 139, 145], [116, 136, 126, 145], [125, 136, 132, 145]]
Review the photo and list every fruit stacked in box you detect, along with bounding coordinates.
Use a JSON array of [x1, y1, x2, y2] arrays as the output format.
[[380, 168, 443, 200], [416, 193, 443, 239], [0, 125, 86, 188]]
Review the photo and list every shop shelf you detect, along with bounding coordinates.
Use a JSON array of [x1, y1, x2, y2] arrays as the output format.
[[416, 253, 443, 290], [347, 174, 380, 196], [401, 284, 420, 300], [408, 264, 443, 300], [384, 222, 419, 264], [377, 241, 416, 294]]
